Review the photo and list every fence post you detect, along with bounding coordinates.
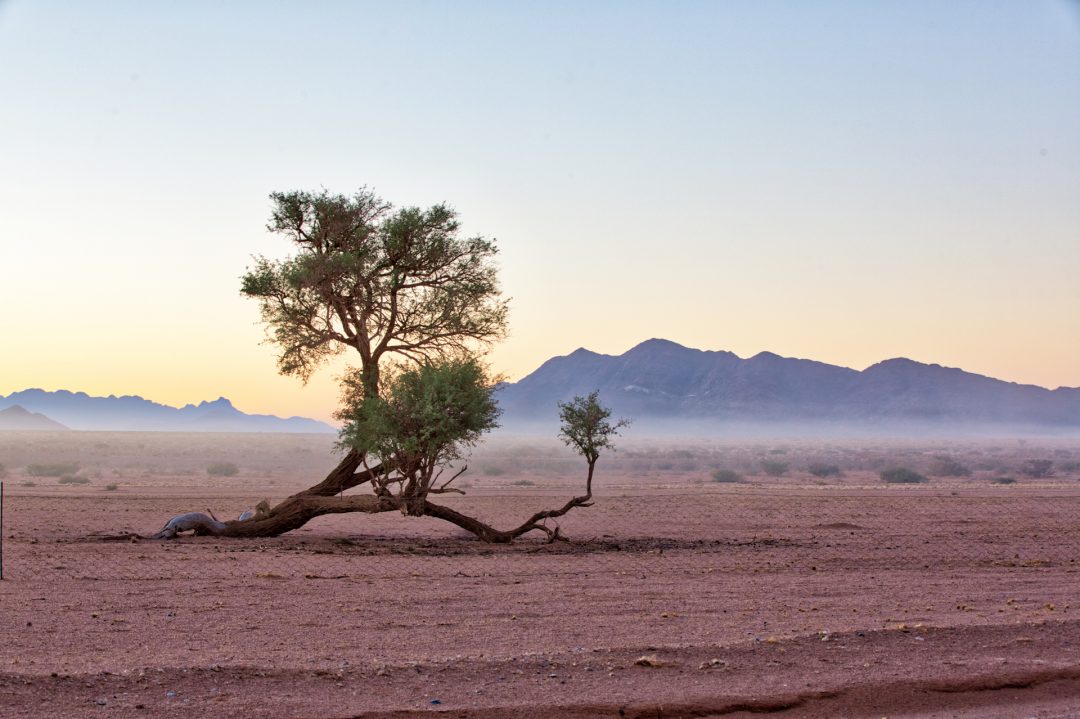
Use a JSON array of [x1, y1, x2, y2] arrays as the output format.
[[1, 480, 4, 580]]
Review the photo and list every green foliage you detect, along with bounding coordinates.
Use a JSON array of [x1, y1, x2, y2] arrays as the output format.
[[760, 459, 789, 477], [241, 188, 508, 389], [511, 479, 535, 486], [337, 357, 500, 471], [881, 467, 928, 484], [807, 463, 842, 478], [711, 468, 742, 483], [557, 391, 628, 465], [207, 462, 240, 477], [26, 462, 79, 477], [58, 475, 90, 485]]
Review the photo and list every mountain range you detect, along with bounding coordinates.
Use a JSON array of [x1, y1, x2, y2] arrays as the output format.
[[494, 339, 1080, 435], [0, 389, 335, 433], [3, 340, 1078, 435]]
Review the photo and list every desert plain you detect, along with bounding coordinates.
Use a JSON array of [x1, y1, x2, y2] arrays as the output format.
[[2, 431, 1080, 718]]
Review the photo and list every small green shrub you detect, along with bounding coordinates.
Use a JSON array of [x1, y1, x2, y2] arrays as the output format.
[[57, 475, 91, 485], [26, 462, 79, 477], [206, 462, 239, 477], [881, 467, 927, 484], [760, 460, 789, 477], [807, 463, 842, 478], [510, 479, 535, 486], [104, 483, 119, 491], [711, 469, 742, 483]]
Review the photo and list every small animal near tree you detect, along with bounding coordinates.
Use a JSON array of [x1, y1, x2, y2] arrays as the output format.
[[152, 188, 625, 541]]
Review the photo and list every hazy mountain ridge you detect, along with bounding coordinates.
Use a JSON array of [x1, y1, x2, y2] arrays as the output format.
[[0, 389, 335, 433], [0, 405, 70, 431], [495, 339, 1080, 433]]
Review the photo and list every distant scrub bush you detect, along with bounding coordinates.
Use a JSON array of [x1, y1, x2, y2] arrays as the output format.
[[881, 467, 927, 484], [760, 460, 789, 477], [990, 476, 1016, 485], [104, 483, 119, 491], [807, 463, 842, 478], [21, 480, 35, 487], [1021, 459, 1053, 478], [510, 479, 535, 486], [58, 475, 90, 485], [1058, 461, 1080, 473], [26, 462, 79, 477], [206, 462, 239, 477], [929, 457, 971, 477], [711, 469, 742, 483], [482, 465, 505, 476]]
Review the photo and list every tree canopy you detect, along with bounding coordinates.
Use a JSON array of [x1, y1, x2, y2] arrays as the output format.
[[241, 188, 508, 396]]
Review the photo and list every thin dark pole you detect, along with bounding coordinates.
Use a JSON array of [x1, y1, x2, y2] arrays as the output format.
[[1, 480, 4, 580]]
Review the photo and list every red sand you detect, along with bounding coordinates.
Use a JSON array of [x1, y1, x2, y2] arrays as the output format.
[[3, 478, 1080, 718]]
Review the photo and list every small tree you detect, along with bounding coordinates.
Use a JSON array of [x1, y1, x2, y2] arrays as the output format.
[[558, 391, 630, 497]]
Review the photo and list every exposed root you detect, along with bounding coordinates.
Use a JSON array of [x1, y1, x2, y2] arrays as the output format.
[[152, 512, 227, 539]]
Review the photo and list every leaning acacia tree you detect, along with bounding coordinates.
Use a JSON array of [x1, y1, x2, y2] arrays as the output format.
[[153, 188, 624, 541]]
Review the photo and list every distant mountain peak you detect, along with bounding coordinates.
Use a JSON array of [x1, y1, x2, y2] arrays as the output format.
[[626, 338, 695, 354], [0, 404, 69, 431]]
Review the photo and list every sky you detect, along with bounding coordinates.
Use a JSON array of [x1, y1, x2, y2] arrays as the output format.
[[1, 0, 1078, 423]]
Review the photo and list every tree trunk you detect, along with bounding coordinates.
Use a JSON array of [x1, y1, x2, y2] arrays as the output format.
[[153, 494, 398, 539], [287, 448, 377, 498]]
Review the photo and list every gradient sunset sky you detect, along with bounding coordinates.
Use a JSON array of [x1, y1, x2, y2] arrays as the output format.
[[1, 1, 1078, 423]]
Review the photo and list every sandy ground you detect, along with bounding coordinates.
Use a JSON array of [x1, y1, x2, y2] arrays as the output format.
[[2, 434, 1080, 717]]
